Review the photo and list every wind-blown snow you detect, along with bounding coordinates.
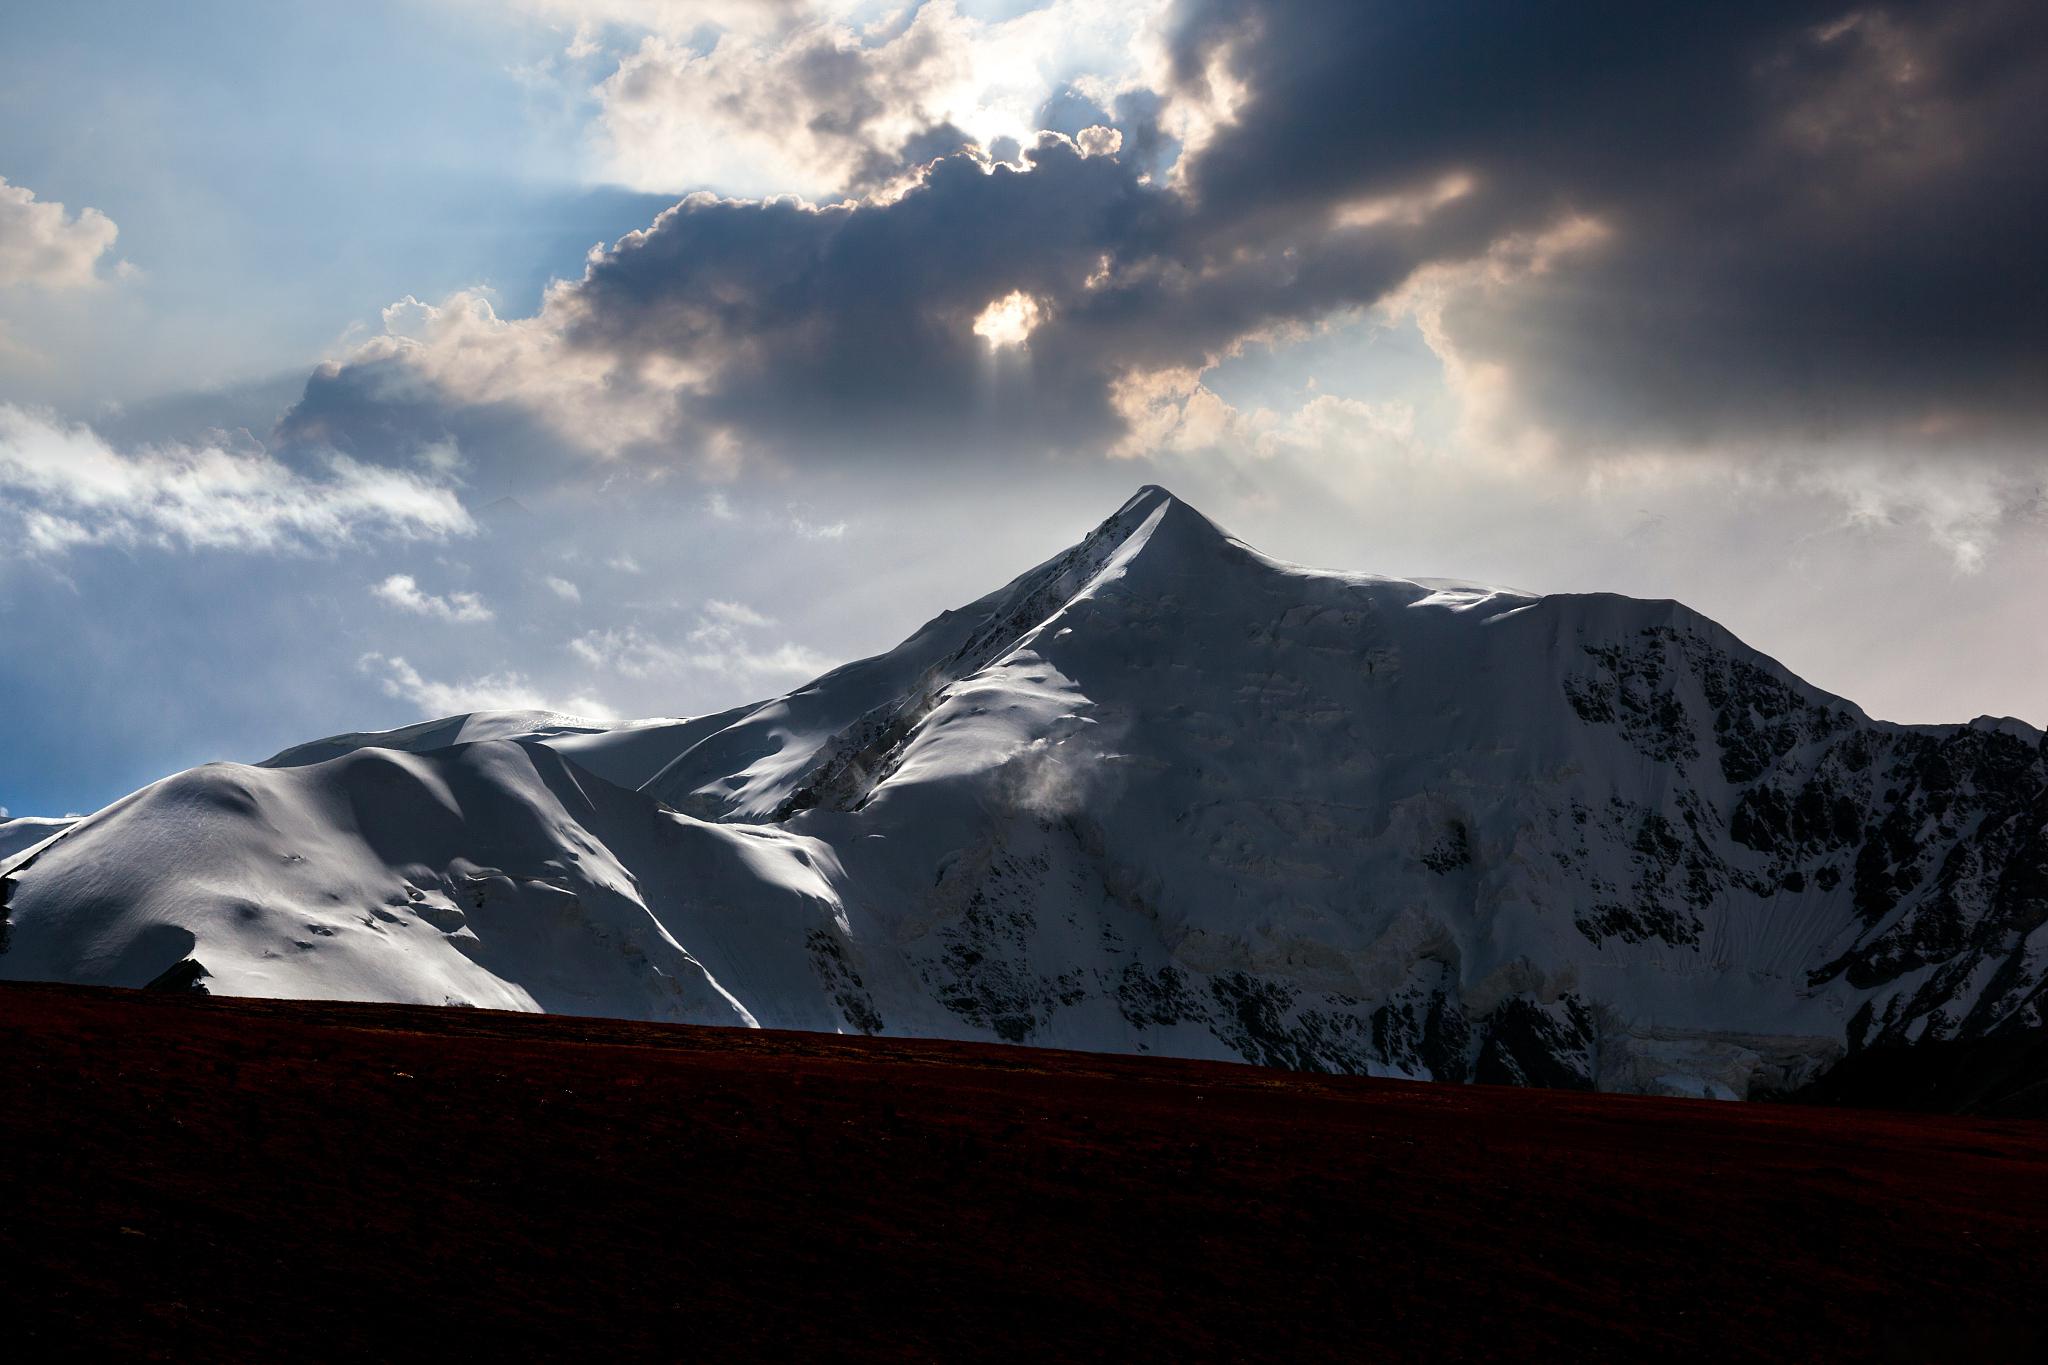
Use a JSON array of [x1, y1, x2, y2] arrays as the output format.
[[6, 487, 2044, 1098]]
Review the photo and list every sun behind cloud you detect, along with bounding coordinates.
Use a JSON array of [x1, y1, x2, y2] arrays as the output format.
[[971, 290, 1042, 350]]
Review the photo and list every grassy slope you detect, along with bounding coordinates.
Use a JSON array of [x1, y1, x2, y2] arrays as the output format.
[[2, 982, 2041, 1361]]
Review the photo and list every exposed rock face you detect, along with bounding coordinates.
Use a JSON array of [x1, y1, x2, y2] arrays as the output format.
[[4, 488, 2043, 1099]]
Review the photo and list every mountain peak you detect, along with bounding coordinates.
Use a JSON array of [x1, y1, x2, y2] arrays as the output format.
[[1095, 484, 1233, 560], [1108, 483, 1221, 525], [1117, 482, 1176, 513]]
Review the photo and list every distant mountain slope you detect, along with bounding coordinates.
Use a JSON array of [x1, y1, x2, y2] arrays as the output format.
[[0, 816, 74, 863], [5, 487, 2044, 1098]]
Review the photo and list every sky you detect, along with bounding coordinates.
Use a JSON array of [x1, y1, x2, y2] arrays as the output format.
[[2, 0, 2044, 818]]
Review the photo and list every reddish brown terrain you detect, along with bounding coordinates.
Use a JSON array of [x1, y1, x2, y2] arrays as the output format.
[[2, 982, 2041, 1361]]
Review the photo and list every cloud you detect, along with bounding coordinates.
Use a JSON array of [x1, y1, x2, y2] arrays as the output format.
[[579, 0, 1164, 200], [1799, 458, 2042, 575], [543, 573, 582, 602], [789, 512, 847, 541], [283, 290, 679, 468], [593, 5, 972, 201], [372, 573, 494, 622], [567, 624, 684, 678], [1165, 0, 2048, 452], [703, 597, 772, 628], [547, 133, 1407, 463], [570, 600, 830, 687], [502, 0, 808, 38], [685, 629, 834, 683], [359, 651, 611, 719], [1110, 345, 2047, 577], [296, 129, 1310, 469], [1073, 125, 1122, 159], [0, 176, 122, 289], [0, 405, 474, 557], [286, 0, 2048, 500]]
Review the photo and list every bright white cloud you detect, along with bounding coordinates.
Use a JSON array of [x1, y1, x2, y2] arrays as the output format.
[[580, 0, 1162, 200], [372, 573, 494, 622], [0, 176, 121, 289], [359, 651, 611, 719], [543, 573, 583, 602], [0, 405, 474, 557]]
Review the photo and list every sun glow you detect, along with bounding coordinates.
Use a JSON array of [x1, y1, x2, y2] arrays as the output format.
[[971, 290, 1043, 349]]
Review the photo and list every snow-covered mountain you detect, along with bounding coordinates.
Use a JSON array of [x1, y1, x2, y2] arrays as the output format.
[[5, 487, 2044, 1098]]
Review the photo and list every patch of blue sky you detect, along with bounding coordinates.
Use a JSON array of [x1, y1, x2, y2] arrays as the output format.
[[1200, 309, 1460, 446], [0, 1, 667, 406]]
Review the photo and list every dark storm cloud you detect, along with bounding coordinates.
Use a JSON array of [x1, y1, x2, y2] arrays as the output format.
[[283, 0, 2048, 472], [565, 142, 1163, 455], [1170, 0, 2048, 447], [563, 135, 1469, 457], [279, 126, 1472, 468], [572, 126, 1514, 461]]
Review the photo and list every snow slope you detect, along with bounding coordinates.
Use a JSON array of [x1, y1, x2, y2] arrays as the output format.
[[5, 487, 2044, 1097]]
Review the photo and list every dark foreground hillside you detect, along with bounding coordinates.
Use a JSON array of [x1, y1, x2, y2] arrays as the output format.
[[2, 984, 2041, 1361]]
